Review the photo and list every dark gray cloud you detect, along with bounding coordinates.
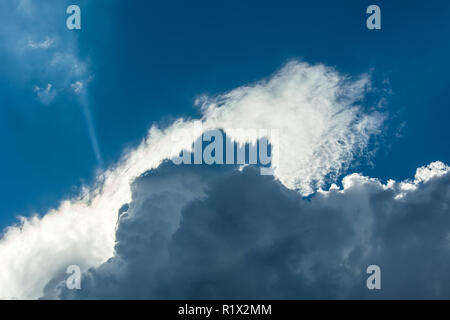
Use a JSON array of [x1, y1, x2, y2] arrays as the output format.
[[46, 161, 450, 299]]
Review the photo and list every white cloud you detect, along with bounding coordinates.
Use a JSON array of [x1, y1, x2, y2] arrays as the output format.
[[414, 161, 450, 184], [0, 1, 102, 166], [200, 62, 384, 193], [0, 1, 92, 97], [34, 83, 56, 105], [0, 61, 384, 299], [70, 81, 83, 94], [27, 37, 55, 49]]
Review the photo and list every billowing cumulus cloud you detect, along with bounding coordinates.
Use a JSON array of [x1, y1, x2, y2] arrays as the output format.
[[43, 161, 450, 299], [0, 61, 383, 299]]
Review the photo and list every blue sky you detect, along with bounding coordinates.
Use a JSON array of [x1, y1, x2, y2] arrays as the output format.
[[1, 0, 450, 229]]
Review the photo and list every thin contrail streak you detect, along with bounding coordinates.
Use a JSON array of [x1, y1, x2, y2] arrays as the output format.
[[79, 93, 103, 168]]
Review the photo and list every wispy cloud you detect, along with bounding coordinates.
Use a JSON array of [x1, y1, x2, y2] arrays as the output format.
[[33, 83, 56, 105], [27, 37, 55, 49], [1, 0, 103, 166], [70, 81, 83, 94]]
